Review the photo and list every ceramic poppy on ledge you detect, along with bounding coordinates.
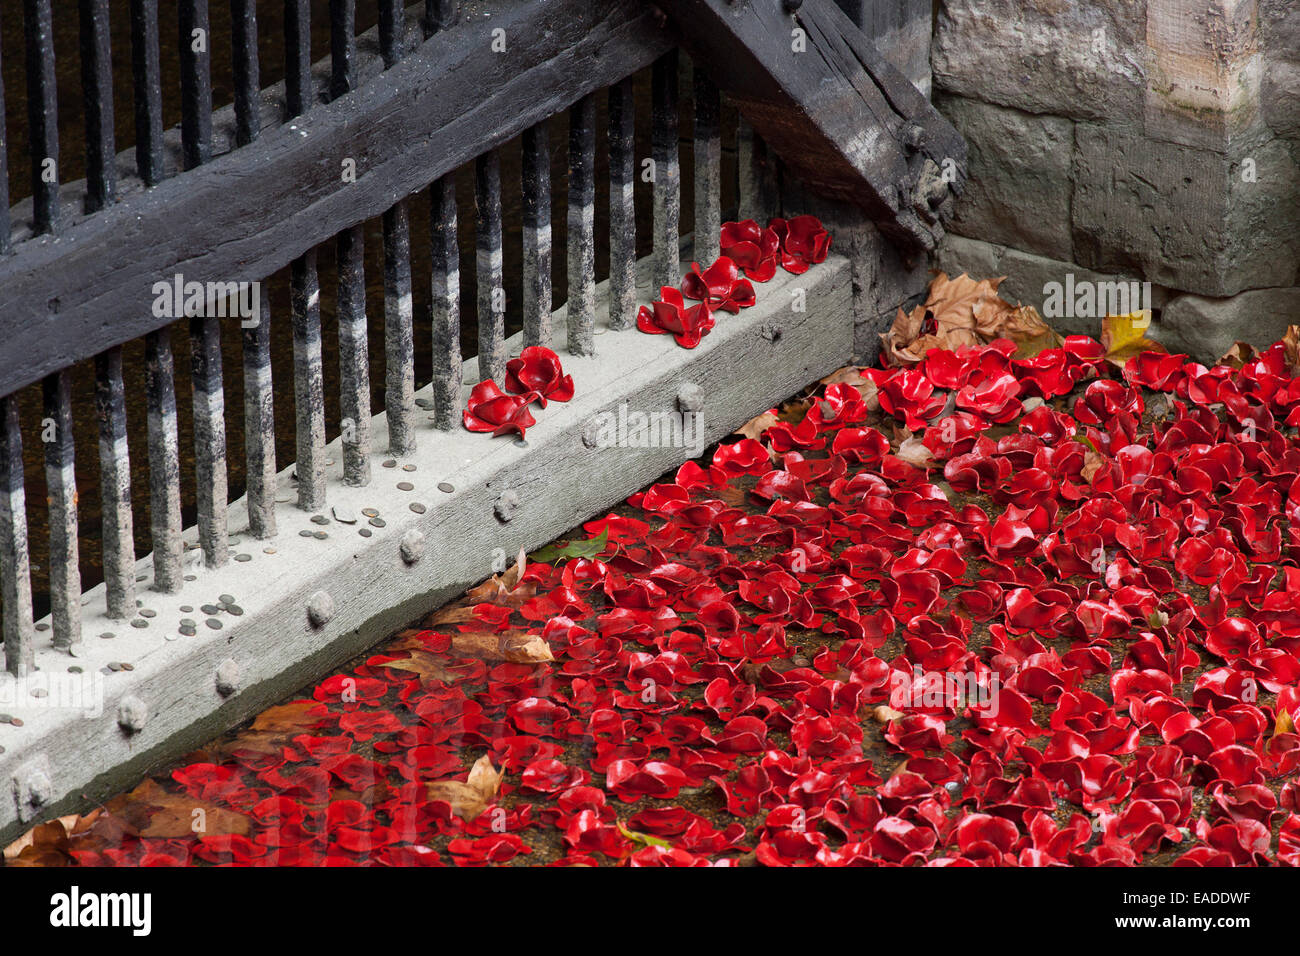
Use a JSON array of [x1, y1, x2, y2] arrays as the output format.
[[720, 220, 781, 282], [637, 287, 715, 349], [463, 379, 539, 438], [681, 257, 756, 314], [505, 346, 575, 408], [770, 214, 831, 274]]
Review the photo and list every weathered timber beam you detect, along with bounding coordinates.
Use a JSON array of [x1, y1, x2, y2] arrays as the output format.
[[652, 0, 966, 254], [0, 0, 674, 400]]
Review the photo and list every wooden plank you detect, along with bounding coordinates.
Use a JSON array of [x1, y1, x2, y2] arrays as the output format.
[[230, 0, 261, 146], [652, 0, 965, 253], [178, 0, 213, 170], [652, 51, 681, 292], [243, 296, 277, 538], [607, 78, 636, 331], [0, 396, 35, 676], [145, 330, 184, 592], [284, 0, 312, 118], [129, 0, 165, 185], [429, 174, 462, 430], [190, 315, 229, 568], [43, 371, 81, 649], [330, 0, 357, 99], [78, 0, 117, 212], [383, 201, 416, 455], [23, 0, 60, 233], [0, 0, 674, 399], [567, 94, 596, 358], [475, 150, 506, 382], [693, 65, 721, 266], [0, 250, 851, 847], [290, 252, 327, 511], [337, 224, 372, 486], [93, 347, 136, 619], [521, 122, 552, 348]]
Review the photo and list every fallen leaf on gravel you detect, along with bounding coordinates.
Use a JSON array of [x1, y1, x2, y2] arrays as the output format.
[[451, 630, 554, 663], [734, 409, 780, 441], [1217, 341, 1258, 369], [820, 367, 881, 411], [380, 650, 459, 683], [426, 755, 503, 820], [1101, 310, 1163, 367], [896, 434, 934, 469], [131, 779, 252, 839], [872, 705, 905, 723]]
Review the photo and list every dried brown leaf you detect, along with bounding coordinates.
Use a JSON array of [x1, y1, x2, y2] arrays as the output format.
[[425, 754, 503, 821]]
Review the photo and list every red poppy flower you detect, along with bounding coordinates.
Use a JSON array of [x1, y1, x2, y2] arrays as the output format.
[[720, 220, 781, 281], [681, 257, 756, 313], [462, 379, 538, 438], [769, 215, 831, 274], [504, 346, 574, 408], [637, 287, 715, 349]]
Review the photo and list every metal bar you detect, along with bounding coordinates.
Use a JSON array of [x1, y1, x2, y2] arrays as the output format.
[[337, 224, 371, 485], [423, 0, 457, 39], [0, 396, 35, 676], [230, 0, 261, 146], [284, 0, 312, 118], [607, 77, 636, 331], [521, 122, 552, 348], [652, 50, 681, 291], [94, 348, 136, 620], [567, 94, 596, 357], [179, 0, 213, 170], [43, 371, 81, 649], [290, 251, 327, 510], [693, 65, 722, 265], [475, 150, 506, 382], [78, 0, 116, 212], [430, 174, 462, 430], [329, 0, 356, 100], [243, 295, 277, 538], [145, 329, 183, 592], [383, 201, 416, 455], [0, 15, 9, 252], [24, 0, 60, 233], [379, 0, 404, 68], [190, 315, 229, 568], [129, 0, 165, 185]]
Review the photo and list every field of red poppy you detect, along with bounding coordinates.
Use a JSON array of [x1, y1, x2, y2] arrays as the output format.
[[7, 218, 1300, 867]]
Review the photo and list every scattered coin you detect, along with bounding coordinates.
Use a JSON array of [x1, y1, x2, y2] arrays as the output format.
[[35, 622, 49, 632], [139, 609, 157, 619], [369, 517, 386, 528], [382, 459, 397, 468], [99, 632, 115, 640], [180, 606, 194, 613], [362, 508, 380, 518], [438, 482, 455, 493], [227, 605, 244, 617], [358, 528, 373, 538], [310, 515, 330, 525], [130, 619, 149, 629], [121, 663, 134, 671], [410, 503, 427, 514], [219, 594, 236, 605], [299, 530, 314, 538], [313, 531, 328, 540], [201, 605, 220, 615], [235, 554, 253, 562], [397, 481, 414, 491], [206, 618, 223, 630], [402, 464, 417, 473], [108, 662, 124, 672], [179, 626, 197, 637], [180, 619, 197, 628], [68, 666, 82, 674]]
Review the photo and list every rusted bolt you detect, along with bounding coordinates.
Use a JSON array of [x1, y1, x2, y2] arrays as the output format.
[[495, 490, 521, 523], [581, 418, 601, 449], [216, 658, 240, 696], [117, 695, 149, 733], [676, 382, 705, 414], [400, 529, 425, 564], [307, 590, 335, 628], [25, 768, 53, 808]]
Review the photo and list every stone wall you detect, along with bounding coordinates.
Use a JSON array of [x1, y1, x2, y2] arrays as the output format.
[[932, 0, 1300, 362]]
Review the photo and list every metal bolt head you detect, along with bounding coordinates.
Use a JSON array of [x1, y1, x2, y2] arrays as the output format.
[[306, 590, 336, 628], [676, 382, 705, 414], [215, 658, 240, 696], [26, 769, 53, 808], [117, 695, 149, 733], [400, 529, 426, 565], [494, 489, 521, 523]]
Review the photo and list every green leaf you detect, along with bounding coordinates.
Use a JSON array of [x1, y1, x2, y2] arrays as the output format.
[[530, 527, 610, 564], [1072, 433, 1098, 454], [616, 821, 671, 848]]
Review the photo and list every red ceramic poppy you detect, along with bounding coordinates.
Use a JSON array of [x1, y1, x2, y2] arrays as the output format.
[[769, 215, 831, 274], [720, 220, 781, 281], [504, 346, 574, 408], [636, 287, 715, 349], [462, 379, 538, 438], [681, 257, 756, 313]]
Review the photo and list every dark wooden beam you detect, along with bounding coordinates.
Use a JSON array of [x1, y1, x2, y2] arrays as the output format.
[[652, 0, 965, 253], [0, 0, 673, 400]]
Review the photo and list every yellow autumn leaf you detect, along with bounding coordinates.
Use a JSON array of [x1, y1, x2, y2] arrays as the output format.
[[1100, 310, 1164, 367]]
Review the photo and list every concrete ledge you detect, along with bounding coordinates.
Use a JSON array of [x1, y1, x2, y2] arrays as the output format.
[[0, 253, 852, 845]]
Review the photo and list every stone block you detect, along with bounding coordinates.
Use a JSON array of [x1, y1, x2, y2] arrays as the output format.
[[937, 94, 1075, 262], [1156, 287, 1300, 361], [932, 0, 1146, 123]]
